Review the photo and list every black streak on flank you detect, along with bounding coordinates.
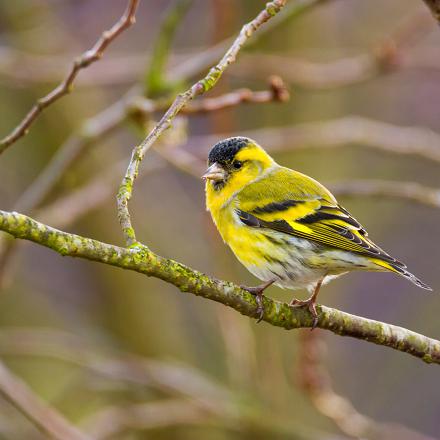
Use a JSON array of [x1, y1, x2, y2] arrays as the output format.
[[251, 200, 304, 215], [237, 209, 296, 236], [237, 210, 261, 228]]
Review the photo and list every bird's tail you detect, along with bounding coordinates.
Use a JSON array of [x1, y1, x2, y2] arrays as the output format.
[[374, 259, 432, 291]]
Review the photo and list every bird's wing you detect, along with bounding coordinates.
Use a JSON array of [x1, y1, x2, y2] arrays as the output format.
[[236, 167, 404, 266]]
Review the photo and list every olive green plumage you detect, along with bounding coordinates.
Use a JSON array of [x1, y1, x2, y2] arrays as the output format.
[[204, 137, 431, 323]]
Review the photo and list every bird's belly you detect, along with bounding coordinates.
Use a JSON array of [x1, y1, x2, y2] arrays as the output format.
[[227, 227, 327, 290]]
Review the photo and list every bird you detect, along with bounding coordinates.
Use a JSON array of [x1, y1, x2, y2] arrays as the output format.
[[203, 136, 432, 327]]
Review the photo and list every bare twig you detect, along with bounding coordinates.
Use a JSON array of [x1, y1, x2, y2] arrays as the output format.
[[1, 9, 434, 91], [1, 210, 439, 365], [128, 75, 289, 118], [117, 0, 288, 246], [0, 78, 286, 284], [0, 0, 139, 154], [0, 360, 90, 440]]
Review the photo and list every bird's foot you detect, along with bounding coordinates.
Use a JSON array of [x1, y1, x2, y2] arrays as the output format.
[[289, 297, 319, 330], [241, 279, 275, 323]]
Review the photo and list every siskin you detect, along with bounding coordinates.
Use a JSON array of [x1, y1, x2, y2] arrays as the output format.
[[203, 137, 431, 327]]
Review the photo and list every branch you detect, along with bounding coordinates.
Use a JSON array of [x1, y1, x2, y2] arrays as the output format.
[[117, 0, 288, 246], [144, 0, 193, 96], [422, 0, 440, 23], [234, 11, 433, 90], [329, 179, 440, 209], [189, 116, 440, 163], [296, 331, 436, 440], [1, 210, 439, 365], [0, 361, 90, 440], [129, 76, 289, 118], [0, 77, 286, 284], [142, 143, 440, 211], [84, 399, 213, 439], [0, 0, 139, 154]]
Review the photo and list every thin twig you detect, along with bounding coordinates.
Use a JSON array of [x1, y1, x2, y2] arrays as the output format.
[[117, 0, 288, 246], [0, 360, 90, 440], [1, 210, 439, 365], [0, 79, 286, 285], [128, 75, 289, 118], [0, 0, 139, 154]]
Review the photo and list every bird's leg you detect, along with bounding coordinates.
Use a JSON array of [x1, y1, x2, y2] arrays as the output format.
[[241, 279, 275, 323], [289, 276, 326, 330]]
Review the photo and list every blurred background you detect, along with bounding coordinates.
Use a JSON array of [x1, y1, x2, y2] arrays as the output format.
[[0, 0, 439, 438]]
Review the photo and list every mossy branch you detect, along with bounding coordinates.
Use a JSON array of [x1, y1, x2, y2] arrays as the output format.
[[1, 209, 439, 365], [117, 0, 287, 246]]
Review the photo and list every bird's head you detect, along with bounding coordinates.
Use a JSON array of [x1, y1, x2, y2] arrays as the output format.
[[203, 137, 275, 193]]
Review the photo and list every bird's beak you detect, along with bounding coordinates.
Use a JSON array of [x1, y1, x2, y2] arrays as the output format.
[[202, 162, 226, 182]]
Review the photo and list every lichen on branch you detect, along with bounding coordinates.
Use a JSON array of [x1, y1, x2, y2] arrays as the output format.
[[1, 209, 439, 365], [117, 0, 287, 246]]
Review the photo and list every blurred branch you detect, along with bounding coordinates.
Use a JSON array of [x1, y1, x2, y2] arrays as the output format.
[[0, 329, 319, 440], [235, 10, 433, 89], [0, 360, 90, 440], [170, 0, 329, 81], [297, 331, 377, 438], [83, 398, 315, 440], [36, 157, 164, 228], [329, 180, 440, 209], [117, 0, 288, 246], [189, 116, 440, 163], [146, 142, 440, 210], [0, 77, 287, 286], [145, 0, 193, 96], [422, 0, 440, 23], [15, 100, 129, 214], [84, 399, 214, 439], [0, 328, 231, 405], [297, 331, 437, 440], [1, 210, 440, 365], [0, 0, 139, 154], [1, 7, 433, 91]]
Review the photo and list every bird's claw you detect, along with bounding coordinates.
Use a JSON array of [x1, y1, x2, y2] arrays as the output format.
[[241, 285, 265, 323], [289, 298, 319, 330]]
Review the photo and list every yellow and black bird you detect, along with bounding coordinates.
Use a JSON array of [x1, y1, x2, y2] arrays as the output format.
[[203, 137, 431, 326]]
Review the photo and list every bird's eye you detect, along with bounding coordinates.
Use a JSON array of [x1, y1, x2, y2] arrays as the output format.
[[233, 161, 243, 169]]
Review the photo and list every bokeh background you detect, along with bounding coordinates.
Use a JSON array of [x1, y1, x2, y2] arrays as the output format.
[[0, 0, 439, 438]]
